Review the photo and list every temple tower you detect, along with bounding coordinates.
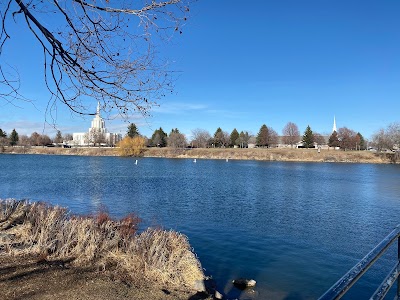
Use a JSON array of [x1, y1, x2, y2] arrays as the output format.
[[90, 102, 107, 133]]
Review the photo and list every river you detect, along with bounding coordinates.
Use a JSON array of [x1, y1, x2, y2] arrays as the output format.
[[1, 154, 399, 299]]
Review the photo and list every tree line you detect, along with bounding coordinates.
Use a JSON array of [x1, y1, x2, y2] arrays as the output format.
[[121, 122, 370, 151], [0, 129, 71, 150], [2, 121, 399, 153]]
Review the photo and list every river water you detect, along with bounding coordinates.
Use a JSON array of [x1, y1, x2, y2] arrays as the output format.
[[1, 154, 399, 299]]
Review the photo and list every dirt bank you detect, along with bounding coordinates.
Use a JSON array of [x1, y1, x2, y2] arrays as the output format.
[[1, 146, 395, 164], [143, 147, 390, 164], [0, 256, 201, 300]]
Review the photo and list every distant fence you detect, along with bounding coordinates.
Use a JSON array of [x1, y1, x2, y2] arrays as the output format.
[[319, 224, 400, 300]]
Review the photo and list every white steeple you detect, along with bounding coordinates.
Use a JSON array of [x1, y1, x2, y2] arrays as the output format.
[[332, 116, 337, 133]]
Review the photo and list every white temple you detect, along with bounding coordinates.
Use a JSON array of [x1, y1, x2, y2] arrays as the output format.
[[72, 102, 122, 146]]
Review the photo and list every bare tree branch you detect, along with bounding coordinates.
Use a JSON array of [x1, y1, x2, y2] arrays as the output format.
[[0, 0, 190, 118]]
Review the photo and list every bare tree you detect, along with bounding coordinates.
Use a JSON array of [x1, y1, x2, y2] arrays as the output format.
[[372, 123, 400, 151], [168, 131, 187, 148], [371, 129, 388, 151], [64, 133, 73, 142], [191, 128, 211, 148], [337, 127, 357, 151], [387, 122, 400, 150], [0, 136, 8, 151], [40, 134, 52, 145], [30, 132, 41, 146], [313, 132, 326, 146], [282, 122, 300, 147], [29, 132, 52, 146], [83, 132, 89, 145], [1, 1, 190, 118], [18, 134, 30, 147], [89, 128, 105, 146], [268, 127, 279, 147]]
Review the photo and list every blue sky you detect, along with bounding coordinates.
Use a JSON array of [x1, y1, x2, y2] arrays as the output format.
[[1, 0, 399, 140]]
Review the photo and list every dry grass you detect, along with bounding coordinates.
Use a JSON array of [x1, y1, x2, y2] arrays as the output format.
[[3, 145, 394, 164], [0, 199, 204, 289], [144, 147, 390, 164], [3, 146, 118, 156]]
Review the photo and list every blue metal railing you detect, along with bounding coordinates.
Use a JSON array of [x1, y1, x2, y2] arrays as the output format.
[[319, 224, 400, 300]]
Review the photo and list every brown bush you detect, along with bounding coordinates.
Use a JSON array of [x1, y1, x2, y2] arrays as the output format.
[[0, 199, 204, 288], [117, 136, 146, 157]]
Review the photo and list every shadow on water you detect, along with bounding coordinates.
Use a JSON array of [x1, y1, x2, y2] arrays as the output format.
[[282, 292, 305, 300], [224, 285, 259, 300], [186, 277, 259, 300]]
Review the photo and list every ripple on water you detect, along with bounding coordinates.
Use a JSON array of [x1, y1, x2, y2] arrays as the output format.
[[0, 156, 399, 299]]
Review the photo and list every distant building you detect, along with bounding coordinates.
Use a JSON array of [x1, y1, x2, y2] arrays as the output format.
[[72, 103, 122, 146]]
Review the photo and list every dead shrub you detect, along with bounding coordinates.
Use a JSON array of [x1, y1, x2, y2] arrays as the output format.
[[0, 199, 204, 288]]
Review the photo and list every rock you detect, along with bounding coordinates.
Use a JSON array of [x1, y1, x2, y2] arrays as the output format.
[[194, 280, 206, 292], [232, 278, 256, 290], [214, 290, 223, 299]]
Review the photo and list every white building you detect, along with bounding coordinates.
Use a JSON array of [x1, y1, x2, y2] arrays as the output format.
[[72, 103, 122, 146]]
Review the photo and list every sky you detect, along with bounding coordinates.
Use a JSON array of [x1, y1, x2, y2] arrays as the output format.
[[1, 0, 399, 140]]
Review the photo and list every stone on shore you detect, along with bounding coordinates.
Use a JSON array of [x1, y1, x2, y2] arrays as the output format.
[[232, 278, 256, 290]]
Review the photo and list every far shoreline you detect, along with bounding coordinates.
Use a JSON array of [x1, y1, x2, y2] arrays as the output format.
[[1, 146, 397, 164]]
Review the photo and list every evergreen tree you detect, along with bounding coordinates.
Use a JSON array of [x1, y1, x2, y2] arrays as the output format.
[[238, 131, 249, 148], [302, 125, 314, 148], [0, 128, 7, 150], [54, 130, 63, 143], [127, 123, 140, 138], [357, 132, 366, 150], [151, 127, 167, 147], [328, 131, 340, 148], [170, 128, 180, 134], [9, 129, 19, 146], [213, 127, 223, 147], [256, 124, 269, 147], [230, 128, 239, 147]]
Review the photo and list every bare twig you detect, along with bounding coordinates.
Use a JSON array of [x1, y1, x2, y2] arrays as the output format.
[[0, 0, 190, 119]]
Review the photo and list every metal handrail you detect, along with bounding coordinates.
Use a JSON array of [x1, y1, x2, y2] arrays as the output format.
[[319, 224, 400, 300]]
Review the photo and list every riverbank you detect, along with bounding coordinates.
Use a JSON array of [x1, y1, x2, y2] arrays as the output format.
[[145, 147, 392, 164], [1, 146, 395, 164], [0, 200, 207, 300]]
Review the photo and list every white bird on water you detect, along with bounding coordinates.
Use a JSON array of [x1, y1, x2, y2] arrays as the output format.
[[135, 160, 138, 165], [193, 158, 196, 163], [226, 158, 229, 162]]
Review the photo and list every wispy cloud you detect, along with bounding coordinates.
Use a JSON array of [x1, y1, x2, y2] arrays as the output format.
[[153, 102, 208, 114], [1, 120, 54, 136]]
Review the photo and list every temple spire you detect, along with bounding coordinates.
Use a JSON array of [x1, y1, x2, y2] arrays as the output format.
[[96, 101, 100, 116], [332, 115, 337, 132]]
